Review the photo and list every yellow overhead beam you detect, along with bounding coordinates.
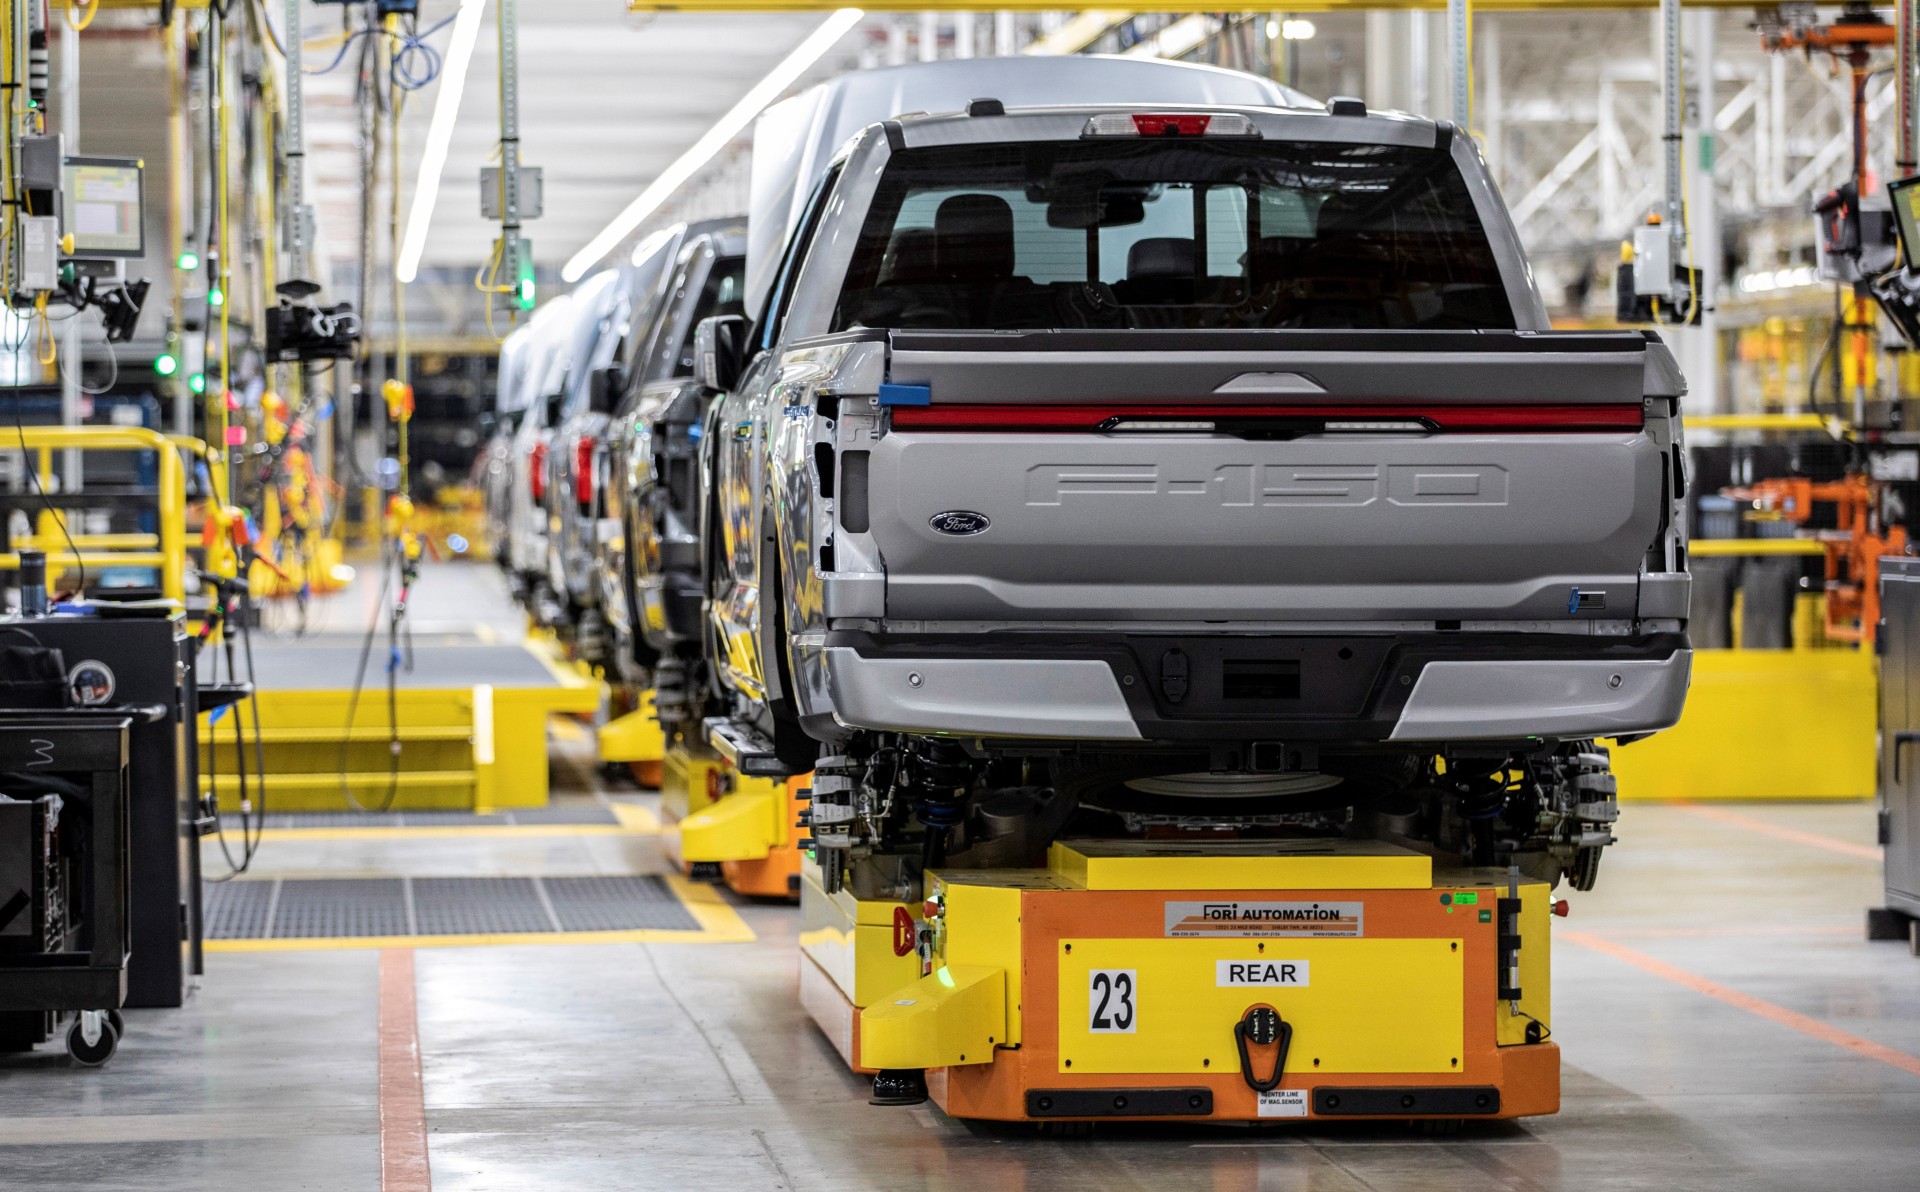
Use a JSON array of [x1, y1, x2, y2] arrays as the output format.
[[631, 1, 1764, 11]]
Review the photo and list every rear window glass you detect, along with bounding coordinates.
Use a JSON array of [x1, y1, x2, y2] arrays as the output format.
[[832, 138, 1514, 332]]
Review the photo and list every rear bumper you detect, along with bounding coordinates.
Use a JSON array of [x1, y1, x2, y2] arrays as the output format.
[[1388, 653, 1690, 741], [816, 630, 1689, 745]]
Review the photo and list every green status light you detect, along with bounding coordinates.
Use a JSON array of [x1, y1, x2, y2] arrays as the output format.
[[177, 250, 200, 272], [154, 352, 179, 377], [187, 372, 207, 395], [514, 239, 536, 311], [207, 287, 224, 308]]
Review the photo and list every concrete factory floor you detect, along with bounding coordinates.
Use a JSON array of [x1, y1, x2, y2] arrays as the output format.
[[0, 568, 1914, 1192]]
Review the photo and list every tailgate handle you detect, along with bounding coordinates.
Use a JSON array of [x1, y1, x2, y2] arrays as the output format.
[[1234, 1007, 1293, 1093]]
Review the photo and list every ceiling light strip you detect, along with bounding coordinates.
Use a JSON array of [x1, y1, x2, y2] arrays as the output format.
[[396, 0, 491, 284], [561, 7, 865, 283]]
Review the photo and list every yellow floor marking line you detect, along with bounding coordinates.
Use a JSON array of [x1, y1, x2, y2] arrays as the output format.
[[608, 802, 661, 833], [662, 871, 757, 943]]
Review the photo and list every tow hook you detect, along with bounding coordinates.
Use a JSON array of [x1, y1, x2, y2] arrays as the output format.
[[1234, 1006, 1293, 1093]]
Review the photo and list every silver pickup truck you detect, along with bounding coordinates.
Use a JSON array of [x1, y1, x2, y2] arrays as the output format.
[[696, 94, 1690, 899]]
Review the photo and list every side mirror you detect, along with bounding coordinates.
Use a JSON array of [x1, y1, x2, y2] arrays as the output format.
[[693, 314, 750, 393], [588, 364, 625, 415]]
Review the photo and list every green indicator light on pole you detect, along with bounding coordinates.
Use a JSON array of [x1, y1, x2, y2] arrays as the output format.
[[154, 353, 179, 377], [177, 250, 200, 272], [514, 242, 537, 311], [188, 372, 207, 395]]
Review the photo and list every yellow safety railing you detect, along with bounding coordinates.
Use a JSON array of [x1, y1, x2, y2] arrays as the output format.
[[1684, 413, 1840, 435], [0, 425, 188, 603], [1689, 538, 1829, 557], [169, 433, 228, 504]]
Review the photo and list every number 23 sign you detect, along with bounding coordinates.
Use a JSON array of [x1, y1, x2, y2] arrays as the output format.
[[1087, 969, 1136, 1034]]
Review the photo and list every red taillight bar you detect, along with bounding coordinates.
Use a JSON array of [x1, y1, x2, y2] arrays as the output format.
[[529, 441, 549, 503], [576, 436, 596, 509], [888, 403, 1645, 433]]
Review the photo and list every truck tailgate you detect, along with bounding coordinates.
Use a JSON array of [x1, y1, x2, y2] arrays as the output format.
[[856, 331, 1671, 625]]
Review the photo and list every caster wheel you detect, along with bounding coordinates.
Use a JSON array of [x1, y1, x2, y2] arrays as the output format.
[[869, 1068, 929, 1106], [106, 1010, 125, 1038], [68, 1014, 118, 1067], [1408, 1117, 1464, 1137]]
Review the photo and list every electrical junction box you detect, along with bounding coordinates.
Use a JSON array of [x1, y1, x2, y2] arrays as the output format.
[[481, 166, 544, 221], [19, 133, 63, 192], [16, 216, 59, 292], [1630, 224, 1672, 299]]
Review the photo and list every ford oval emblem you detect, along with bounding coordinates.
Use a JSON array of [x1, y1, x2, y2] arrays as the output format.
[[929, 510, 990, 536]]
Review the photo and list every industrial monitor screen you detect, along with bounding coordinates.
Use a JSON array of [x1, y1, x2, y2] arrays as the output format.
[[1891, 175, 1920, 272], [62, 157, 144, 258]]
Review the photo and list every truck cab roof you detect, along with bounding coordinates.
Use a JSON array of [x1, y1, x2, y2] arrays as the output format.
[[747, 55, 1312, 320]]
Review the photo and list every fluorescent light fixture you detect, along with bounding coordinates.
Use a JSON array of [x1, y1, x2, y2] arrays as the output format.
[[1123, 15, 1213, 60], [1023, 10, 1132, 56], [396, 0, 490, 284], [1737, 265, 1818, 294], [562, 8, 865, 284]]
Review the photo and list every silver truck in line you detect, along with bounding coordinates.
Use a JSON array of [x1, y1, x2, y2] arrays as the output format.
[[693, 83, 1689, 902], [495, 292, 577, 599], [596, 219, 747, 705]]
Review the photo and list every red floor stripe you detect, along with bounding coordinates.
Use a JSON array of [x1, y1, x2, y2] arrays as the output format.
[[379, 948, 432, 1191], [1562, 931, 1920, 1079], [1674, 803, 1882, 861]]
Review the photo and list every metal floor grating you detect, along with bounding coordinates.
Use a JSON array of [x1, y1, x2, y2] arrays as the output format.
[[261, 805, 620, 830], [204, 875, 699, 939], [546, 876, 695, 933]]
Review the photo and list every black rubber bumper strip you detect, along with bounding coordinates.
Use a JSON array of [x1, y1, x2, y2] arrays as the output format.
[[1027, 1087, 1214, 1117], [1313, 1085, 1502, 1115]]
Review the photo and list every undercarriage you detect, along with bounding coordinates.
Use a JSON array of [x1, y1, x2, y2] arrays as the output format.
[[803, 734, 1620, 904]]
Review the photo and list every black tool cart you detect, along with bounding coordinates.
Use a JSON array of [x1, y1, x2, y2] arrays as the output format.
[[0, 544, 218, 1063], [1874, 557, 1920, 954], [12, 611, 207, 1006], [0, 713, 135, 1064]]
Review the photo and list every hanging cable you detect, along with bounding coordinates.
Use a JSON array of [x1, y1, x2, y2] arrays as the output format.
[[297, 8, 456, 89], [64, 0, 99, 33], [335, 10, 420, 814]]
